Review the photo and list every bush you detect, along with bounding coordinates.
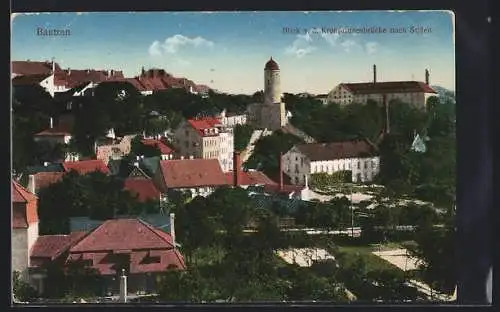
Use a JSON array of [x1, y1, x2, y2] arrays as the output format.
[[12, 271, 38, 302], [310, 171, 352, 189]]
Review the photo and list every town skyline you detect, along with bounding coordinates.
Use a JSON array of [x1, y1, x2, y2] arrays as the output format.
[[11, 11, 455, 94]]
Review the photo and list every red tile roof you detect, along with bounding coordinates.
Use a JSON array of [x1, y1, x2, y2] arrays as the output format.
[[34, 124, 72, 136], [123, 178, 161, 202], [12, 180, 37, 203], [12, 181, 38, 229], [12, 61, 61, 76], [187, 117, 222, 136], [141, 139, 174, 155], [30, 232, 87, 261], [340, 81, 436, 94], [32, 172, 66, 193], [11, 74, 51, 86], [159, 159, 227, 189], [62, 160, 110, 175], [225, 170, 276, 186], [70, 219, 175, 252], [295, 140, 376, 161]]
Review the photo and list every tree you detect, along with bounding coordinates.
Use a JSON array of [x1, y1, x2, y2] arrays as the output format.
[[12, 271, 38, 302], [373, 204, 400, 242], [233, 124, 255, 152]]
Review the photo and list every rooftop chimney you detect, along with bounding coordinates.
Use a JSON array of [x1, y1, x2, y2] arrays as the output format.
[[189, 155, 194, 159], [233, 151, 242, 187], [43, 162, 49, 167], [49, 117, 53, 129], [67, 68, 71, 75], [425, 69, 430, 85], [373, 64, 377, 83], [28, 174, 36, 195], [180, 156, 184, 160], [279, 153, 284, 190], [169, 213, 176, 247]]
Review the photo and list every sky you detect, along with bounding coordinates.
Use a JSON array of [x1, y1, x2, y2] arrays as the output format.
[[11, 11, 455, 94]]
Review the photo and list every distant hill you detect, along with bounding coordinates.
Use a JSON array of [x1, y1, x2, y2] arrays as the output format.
[[431, 85, 455, 103]]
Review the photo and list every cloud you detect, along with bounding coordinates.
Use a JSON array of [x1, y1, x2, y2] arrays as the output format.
[[148, 34, 214, 56], [365, 41, 379, 54], [285, 32, 316, 58], [341, 40, 359, 52], [148, 40, 162, 56]]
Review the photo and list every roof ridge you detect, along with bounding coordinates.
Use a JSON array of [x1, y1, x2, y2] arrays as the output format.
[[137, 218, 175, 248], [12, 180, 38, 200]]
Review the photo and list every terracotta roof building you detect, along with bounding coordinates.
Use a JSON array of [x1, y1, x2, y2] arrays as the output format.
[[153, 158, 227, 198], [11, 60, 61, 77], [66, 218, 185, 294], [123, 178, 161, 202], [62, 160, 111, 175], [283, 140, 381, 185], [11, 181, 40, 280], [174, 117, 234, 172]]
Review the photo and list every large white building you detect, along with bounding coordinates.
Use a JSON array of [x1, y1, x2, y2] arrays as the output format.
[[283, 140, 380, 185], [218, 109, 247, 128], [173, 117, 234, 172], [247, 57, 287, 130], [326, 66, 437, 110]]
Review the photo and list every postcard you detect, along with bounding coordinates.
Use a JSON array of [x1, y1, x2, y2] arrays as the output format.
[[11, 11, 456, 304]]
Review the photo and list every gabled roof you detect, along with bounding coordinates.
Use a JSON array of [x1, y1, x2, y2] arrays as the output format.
[[11, 74, 51, 86], [30, 232, 87, 262], [225, 170, 276, 186], [141, 139, 174, 155], [70, 219, 175, 252], [187, 117, 222, 137], [294, 140, 376, 161], [159, 159, 227, 188], [34, 124, 72, 136], [12, 180, 37, 203], [340, 81, 436, 95], [62, 160, 110, 175], [11, 61, 61, 76], [12, 181, 38, 229], [123, 178, 161, 202]]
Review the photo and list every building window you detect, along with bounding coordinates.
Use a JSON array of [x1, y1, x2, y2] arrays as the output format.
[[185, 130, 189, 136], [185, 141, 189, 148], [357, 162, 361, 169], [301, 158, 304, 166], [364, 161, 368, 169]]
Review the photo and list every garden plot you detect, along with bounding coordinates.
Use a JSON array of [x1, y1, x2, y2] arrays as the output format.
[[276, 248, 335, 267], [371, 248, 422, 271]]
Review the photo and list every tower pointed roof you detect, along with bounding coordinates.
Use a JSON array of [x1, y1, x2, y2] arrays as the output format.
[[265, 57, 279, 70]]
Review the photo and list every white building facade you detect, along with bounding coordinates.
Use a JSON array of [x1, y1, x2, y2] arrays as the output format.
[[218, 130, 234, 172], [326, 67, 437, 110], [283, 142, 380, 185]]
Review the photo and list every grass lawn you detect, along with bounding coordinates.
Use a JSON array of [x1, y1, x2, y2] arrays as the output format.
[[334, 245, 400, 272]]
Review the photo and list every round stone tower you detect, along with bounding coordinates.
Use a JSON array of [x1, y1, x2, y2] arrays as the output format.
[[264, 57, 281, 104]]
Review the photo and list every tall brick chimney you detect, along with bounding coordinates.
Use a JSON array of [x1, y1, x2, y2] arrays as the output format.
[[373, 64, 377, 83], [233, 151, 242, 186], [279, 152, 284, 190], [425, 69, 430, 85]]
